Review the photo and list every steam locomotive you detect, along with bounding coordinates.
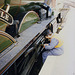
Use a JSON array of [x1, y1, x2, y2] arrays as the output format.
[[0, 0, 60, 75]]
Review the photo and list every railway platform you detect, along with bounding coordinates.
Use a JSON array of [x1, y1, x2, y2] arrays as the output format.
[[39, 3, 75, 75]]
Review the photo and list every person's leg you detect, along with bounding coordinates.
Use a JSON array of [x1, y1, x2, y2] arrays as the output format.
[[42, 46, 64, 63], [42, 51, 53, 63], [50, 46, 64, 56]]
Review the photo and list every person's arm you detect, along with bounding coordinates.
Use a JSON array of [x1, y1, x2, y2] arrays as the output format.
[[44, 38, 59, 50]]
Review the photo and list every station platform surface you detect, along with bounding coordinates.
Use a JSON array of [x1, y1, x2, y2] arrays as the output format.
[[39, 6, 75, 75]]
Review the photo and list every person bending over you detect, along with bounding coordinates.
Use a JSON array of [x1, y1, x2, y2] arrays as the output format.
[[42, 29, 64, 63]]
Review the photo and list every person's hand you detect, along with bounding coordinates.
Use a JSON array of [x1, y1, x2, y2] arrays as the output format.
[[43, 44, 48, 48], [45, 35, 51, 39], [45, 36, 49, 39]]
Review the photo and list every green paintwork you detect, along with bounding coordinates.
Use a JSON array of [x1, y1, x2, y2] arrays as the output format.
[[19, 11, 40, 33], [0, 35, 13, 53], [24, 12, 39, 22], [0, 21, 7, 31], [20, 18, 39, 33]]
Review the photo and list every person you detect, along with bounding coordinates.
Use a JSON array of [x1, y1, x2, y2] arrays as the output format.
[[42, 29, 64, 63]]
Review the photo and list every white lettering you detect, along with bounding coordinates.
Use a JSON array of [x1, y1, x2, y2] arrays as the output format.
[[0, 11, 9, 21]]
